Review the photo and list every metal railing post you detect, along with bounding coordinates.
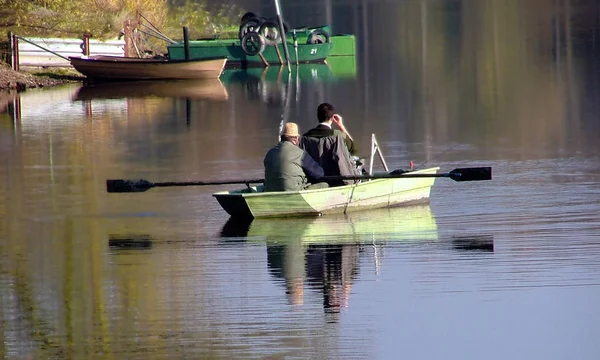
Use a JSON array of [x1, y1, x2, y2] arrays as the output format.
[[11, 32, 19, 71], [82, 33, 91, 56]]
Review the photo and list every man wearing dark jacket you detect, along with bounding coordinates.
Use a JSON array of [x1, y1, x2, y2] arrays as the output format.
[[303, 102, 357, 156], [264, 122, 329, 192]]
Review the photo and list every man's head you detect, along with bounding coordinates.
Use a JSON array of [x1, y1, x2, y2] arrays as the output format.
[[317, 103, 335, 123], [281, 122, 300, 144]]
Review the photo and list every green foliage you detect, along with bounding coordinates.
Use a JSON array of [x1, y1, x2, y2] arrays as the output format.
[[0, 0, 243, 40], [162, 0, 244, 40], [0, 0, 114, 37]]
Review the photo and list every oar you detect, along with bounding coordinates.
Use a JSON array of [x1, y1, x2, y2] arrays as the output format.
[[106, 167, 491, 193]]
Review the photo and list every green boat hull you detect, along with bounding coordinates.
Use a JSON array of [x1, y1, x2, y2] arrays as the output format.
[[329, 35, 356, 57], [213, 167, 440, 219], [167, 34, 355, 68]]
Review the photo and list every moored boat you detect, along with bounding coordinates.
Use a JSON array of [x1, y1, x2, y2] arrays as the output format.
[[212, 167, 440, 219], [167, 11, 355, 67], [69, 55, 227, 81], [167, 38, 333, 68]]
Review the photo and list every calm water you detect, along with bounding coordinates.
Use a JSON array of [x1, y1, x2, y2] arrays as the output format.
[[2, 0, 600, 359]]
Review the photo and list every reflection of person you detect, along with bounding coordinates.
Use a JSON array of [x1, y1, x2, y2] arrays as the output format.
[[266, 239, 361, 318], [306, 244, 361, 314], [266, 239, 306, 306], [303, 103, 357, 155], [263, 122, 329, 192]]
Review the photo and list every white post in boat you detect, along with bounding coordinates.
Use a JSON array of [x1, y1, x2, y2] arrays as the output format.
[[273, 0, 292, 71], [369, 134, 389, 175]]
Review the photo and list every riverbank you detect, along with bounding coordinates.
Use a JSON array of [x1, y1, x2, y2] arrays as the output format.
[[0, 63, 84, 92]]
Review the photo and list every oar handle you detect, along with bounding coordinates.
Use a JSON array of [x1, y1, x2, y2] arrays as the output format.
[[325, 167, 491, 182], [325, 173, 440, 181], [154, 179, 264, 187], [106, 178, 265, 193]]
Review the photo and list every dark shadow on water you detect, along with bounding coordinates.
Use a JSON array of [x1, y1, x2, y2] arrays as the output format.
[[452, 234, 494, 252], [219, 216, 253, 239], [108, 234, 153, 249]]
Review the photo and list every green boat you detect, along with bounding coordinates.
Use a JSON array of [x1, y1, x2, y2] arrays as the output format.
[[168, 38, 315, 68], [157, 0, 355, 68], [167, 33, 356, 68], [212, 167, 440, 219]]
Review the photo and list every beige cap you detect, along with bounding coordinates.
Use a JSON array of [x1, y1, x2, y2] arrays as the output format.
[[282, 122, 300, 137]]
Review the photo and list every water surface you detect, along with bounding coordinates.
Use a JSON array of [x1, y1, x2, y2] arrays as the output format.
[[1, 1, 600, 359]]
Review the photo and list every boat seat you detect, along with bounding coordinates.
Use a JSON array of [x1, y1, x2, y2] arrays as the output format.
[[300, 134, 361, 187]]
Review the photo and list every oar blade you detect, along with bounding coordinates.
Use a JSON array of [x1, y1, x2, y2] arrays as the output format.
[[106, 179, 154, 193], [448, 167, 492, 182]]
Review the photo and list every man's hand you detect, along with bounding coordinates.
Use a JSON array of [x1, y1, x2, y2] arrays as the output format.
[[332, 114, 353, 140], [332, 114, 344, 128]]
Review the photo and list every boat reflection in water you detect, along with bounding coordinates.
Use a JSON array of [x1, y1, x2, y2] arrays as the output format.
[[72, 78, 229, 102], [220, 56, 356, 87], [70, 78, 229, 125], [220, 58, 356, 108], [221, 205, 438, 318]]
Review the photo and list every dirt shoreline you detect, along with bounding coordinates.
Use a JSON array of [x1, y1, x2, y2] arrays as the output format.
[[0, 64, 84, 92]]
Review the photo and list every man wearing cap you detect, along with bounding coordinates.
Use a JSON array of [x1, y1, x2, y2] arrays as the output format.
[[264, 122, 329, 192]]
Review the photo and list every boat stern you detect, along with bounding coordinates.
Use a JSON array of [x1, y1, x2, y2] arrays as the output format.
[[213, 191, 255, 219]]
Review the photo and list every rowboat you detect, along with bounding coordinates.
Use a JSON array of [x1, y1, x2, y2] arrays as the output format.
[[105, 129, 491, 219], [212, 167, 440, 219], [107, 165, 490, 218], [68, 55, 227, 81]]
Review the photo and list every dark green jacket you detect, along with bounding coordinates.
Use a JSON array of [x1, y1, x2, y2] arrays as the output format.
[[264, 141, 325, 192], [302, 124, 357, 155]]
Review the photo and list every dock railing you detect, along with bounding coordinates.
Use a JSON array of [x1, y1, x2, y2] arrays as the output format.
[[8, 33, 125, 71]]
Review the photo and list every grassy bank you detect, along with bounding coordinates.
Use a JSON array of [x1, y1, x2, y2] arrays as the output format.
[[0, 64, 84, 92]]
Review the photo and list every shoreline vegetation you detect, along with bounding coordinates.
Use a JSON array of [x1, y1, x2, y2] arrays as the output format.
[[0, 0, 244, 92], [0, 64, 85, 92]]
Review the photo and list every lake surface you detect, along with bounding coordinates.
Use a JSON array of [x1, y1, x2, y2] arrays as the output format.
[[2, 0, 600, 359]]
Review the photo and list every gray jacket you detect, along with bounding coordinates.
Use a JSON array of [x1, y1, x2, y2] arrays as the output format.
[[264, 140, 324, 192], [300, 134, 360, 186]]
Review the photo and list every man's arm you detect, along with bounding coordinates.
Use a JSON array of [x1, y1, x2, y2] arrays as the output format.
[[301, 152, 325, 181], [332, 114, 357, 155], [334, 129, 358, 156], [345, 136, 357, 155]]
